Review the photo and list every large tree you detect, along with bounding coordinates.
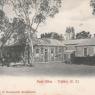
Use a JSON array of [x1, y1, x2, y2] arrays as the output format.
[[0, 0, 62, 65], [76, 31, 91, 39]]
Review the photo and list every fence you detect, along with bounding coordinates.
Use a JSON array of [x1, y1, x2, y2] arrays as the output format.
[[71, 56, 95, 65]]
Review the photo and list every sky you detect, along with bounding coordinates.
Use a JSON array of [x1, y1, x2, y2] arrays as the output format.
[[37, 0, 95, 37], [4, 0, 95, 37]]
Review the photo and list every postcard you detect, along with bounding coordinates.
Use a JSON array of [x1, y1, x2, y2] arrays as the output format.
[[0, 0, 95, 95]]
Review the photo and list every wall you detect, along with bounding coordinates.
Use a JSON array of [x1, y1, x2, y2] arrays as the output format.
[[75, 46, 95, 57], [33, 45, 64, 63]]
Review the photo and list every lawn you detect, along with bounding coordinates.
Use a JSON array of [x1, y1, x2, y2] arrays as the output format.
[[0, 62, 95, 76]]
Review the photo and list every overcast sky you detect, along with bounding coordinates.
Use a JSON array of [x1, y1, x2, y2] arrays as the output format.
[[37, 0, 95, 37], [4, 0, 95, 37]]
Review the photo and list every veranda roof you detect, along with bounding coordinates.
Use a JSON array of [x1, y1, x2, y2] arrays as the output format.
[[33, 38, 64, 46], [64, 50, 75, 54]]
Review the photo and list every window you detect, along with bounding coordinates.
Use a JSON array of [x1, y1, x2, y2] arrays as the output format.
[[41, 47, 43, 54], [59, 47, 62, 53], [51, 48, 54, 54], [93, 47, 95, 55], [45, 49, 48, 52], [36, 48, 39, 54], [65, 47, 68, 50], [84, 48, 88, 56], [55, 47, 58, 54], [50, 48, 54, 61]]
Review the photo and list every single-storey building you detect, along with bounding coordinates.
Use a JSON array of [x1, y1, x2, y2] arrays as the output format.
[[0, 38, 65, 65], [75, 38, 95, 57], [33, 38, 64, 63], [63, 38, 95, 64], [1, 35, 95, 65], [63, 39, 83, 63], [63, 38, 95, 57]]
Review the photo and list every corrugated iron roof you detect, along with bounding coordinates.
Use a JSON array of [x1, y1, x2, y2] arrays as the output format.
[[64, 50, 75, 53], [75, 38, 95, 46], [33, 38, 64, 46], [63, 38, 95, 46], [63, 39, 89, 45]]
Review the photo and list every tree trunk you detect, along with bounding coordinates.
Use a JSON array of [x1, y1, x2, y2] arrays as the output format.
[[24, 25, 34, 66]]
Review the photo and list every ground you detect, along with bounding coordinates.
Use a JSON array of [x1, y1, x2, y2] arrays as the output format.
[[0, 62, 95, 76]]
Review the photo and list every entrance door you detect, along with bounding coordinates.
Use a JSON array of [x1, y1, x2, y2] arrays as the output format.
[[44, 49, 48, 62], [64, 54, 71, 64]]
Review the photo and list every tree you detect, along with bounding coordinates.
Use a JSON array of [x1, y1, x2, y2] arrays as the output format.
[[76, 31, 91, 39], [65, 27, 75, 40], [40, 32, 64, 41], [90, 0, 95, 14], [0, 10, 5, 32], [0, 10, 12, 47], [11, 17, 26, 43], [1, 0, 62, 65], [71, 27, 75, 39]]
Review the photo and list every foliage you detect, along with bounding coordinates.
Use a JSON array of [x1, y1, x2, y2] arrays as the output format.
[[5, 0, 62, 31], [76, 31, 91, 39], [65, 27, 75, 40], [0, 0, 62, 64], [0, 11, 26, 47], [0, 10, 5, 31], [0, 0, 62, 43], [12, 17, 26, 43], [40, 32, 64, 41], [0, 10, 11, 43], [90, 0, 95, 14]]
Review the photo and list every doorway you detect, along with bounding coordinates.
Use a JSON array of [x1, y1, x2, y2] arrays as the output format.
[[44, 49, 48, 62]]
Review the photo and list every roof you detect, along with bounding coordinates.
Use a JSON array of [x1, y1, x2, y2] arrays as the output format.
[[64, 50, 75, 54], [75, 38, 95, 46], [63, 38, 95, 46], [0, 38, 64, 47], [2, 37, 95, 47], [33, 38, 64, 46], [63, 39, 90, 45]]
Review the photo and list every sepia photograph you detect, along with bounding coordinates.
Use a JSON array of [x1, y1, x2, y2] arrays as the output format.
[[0, 0, 95, 77], [0, 0, 95, 95]]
